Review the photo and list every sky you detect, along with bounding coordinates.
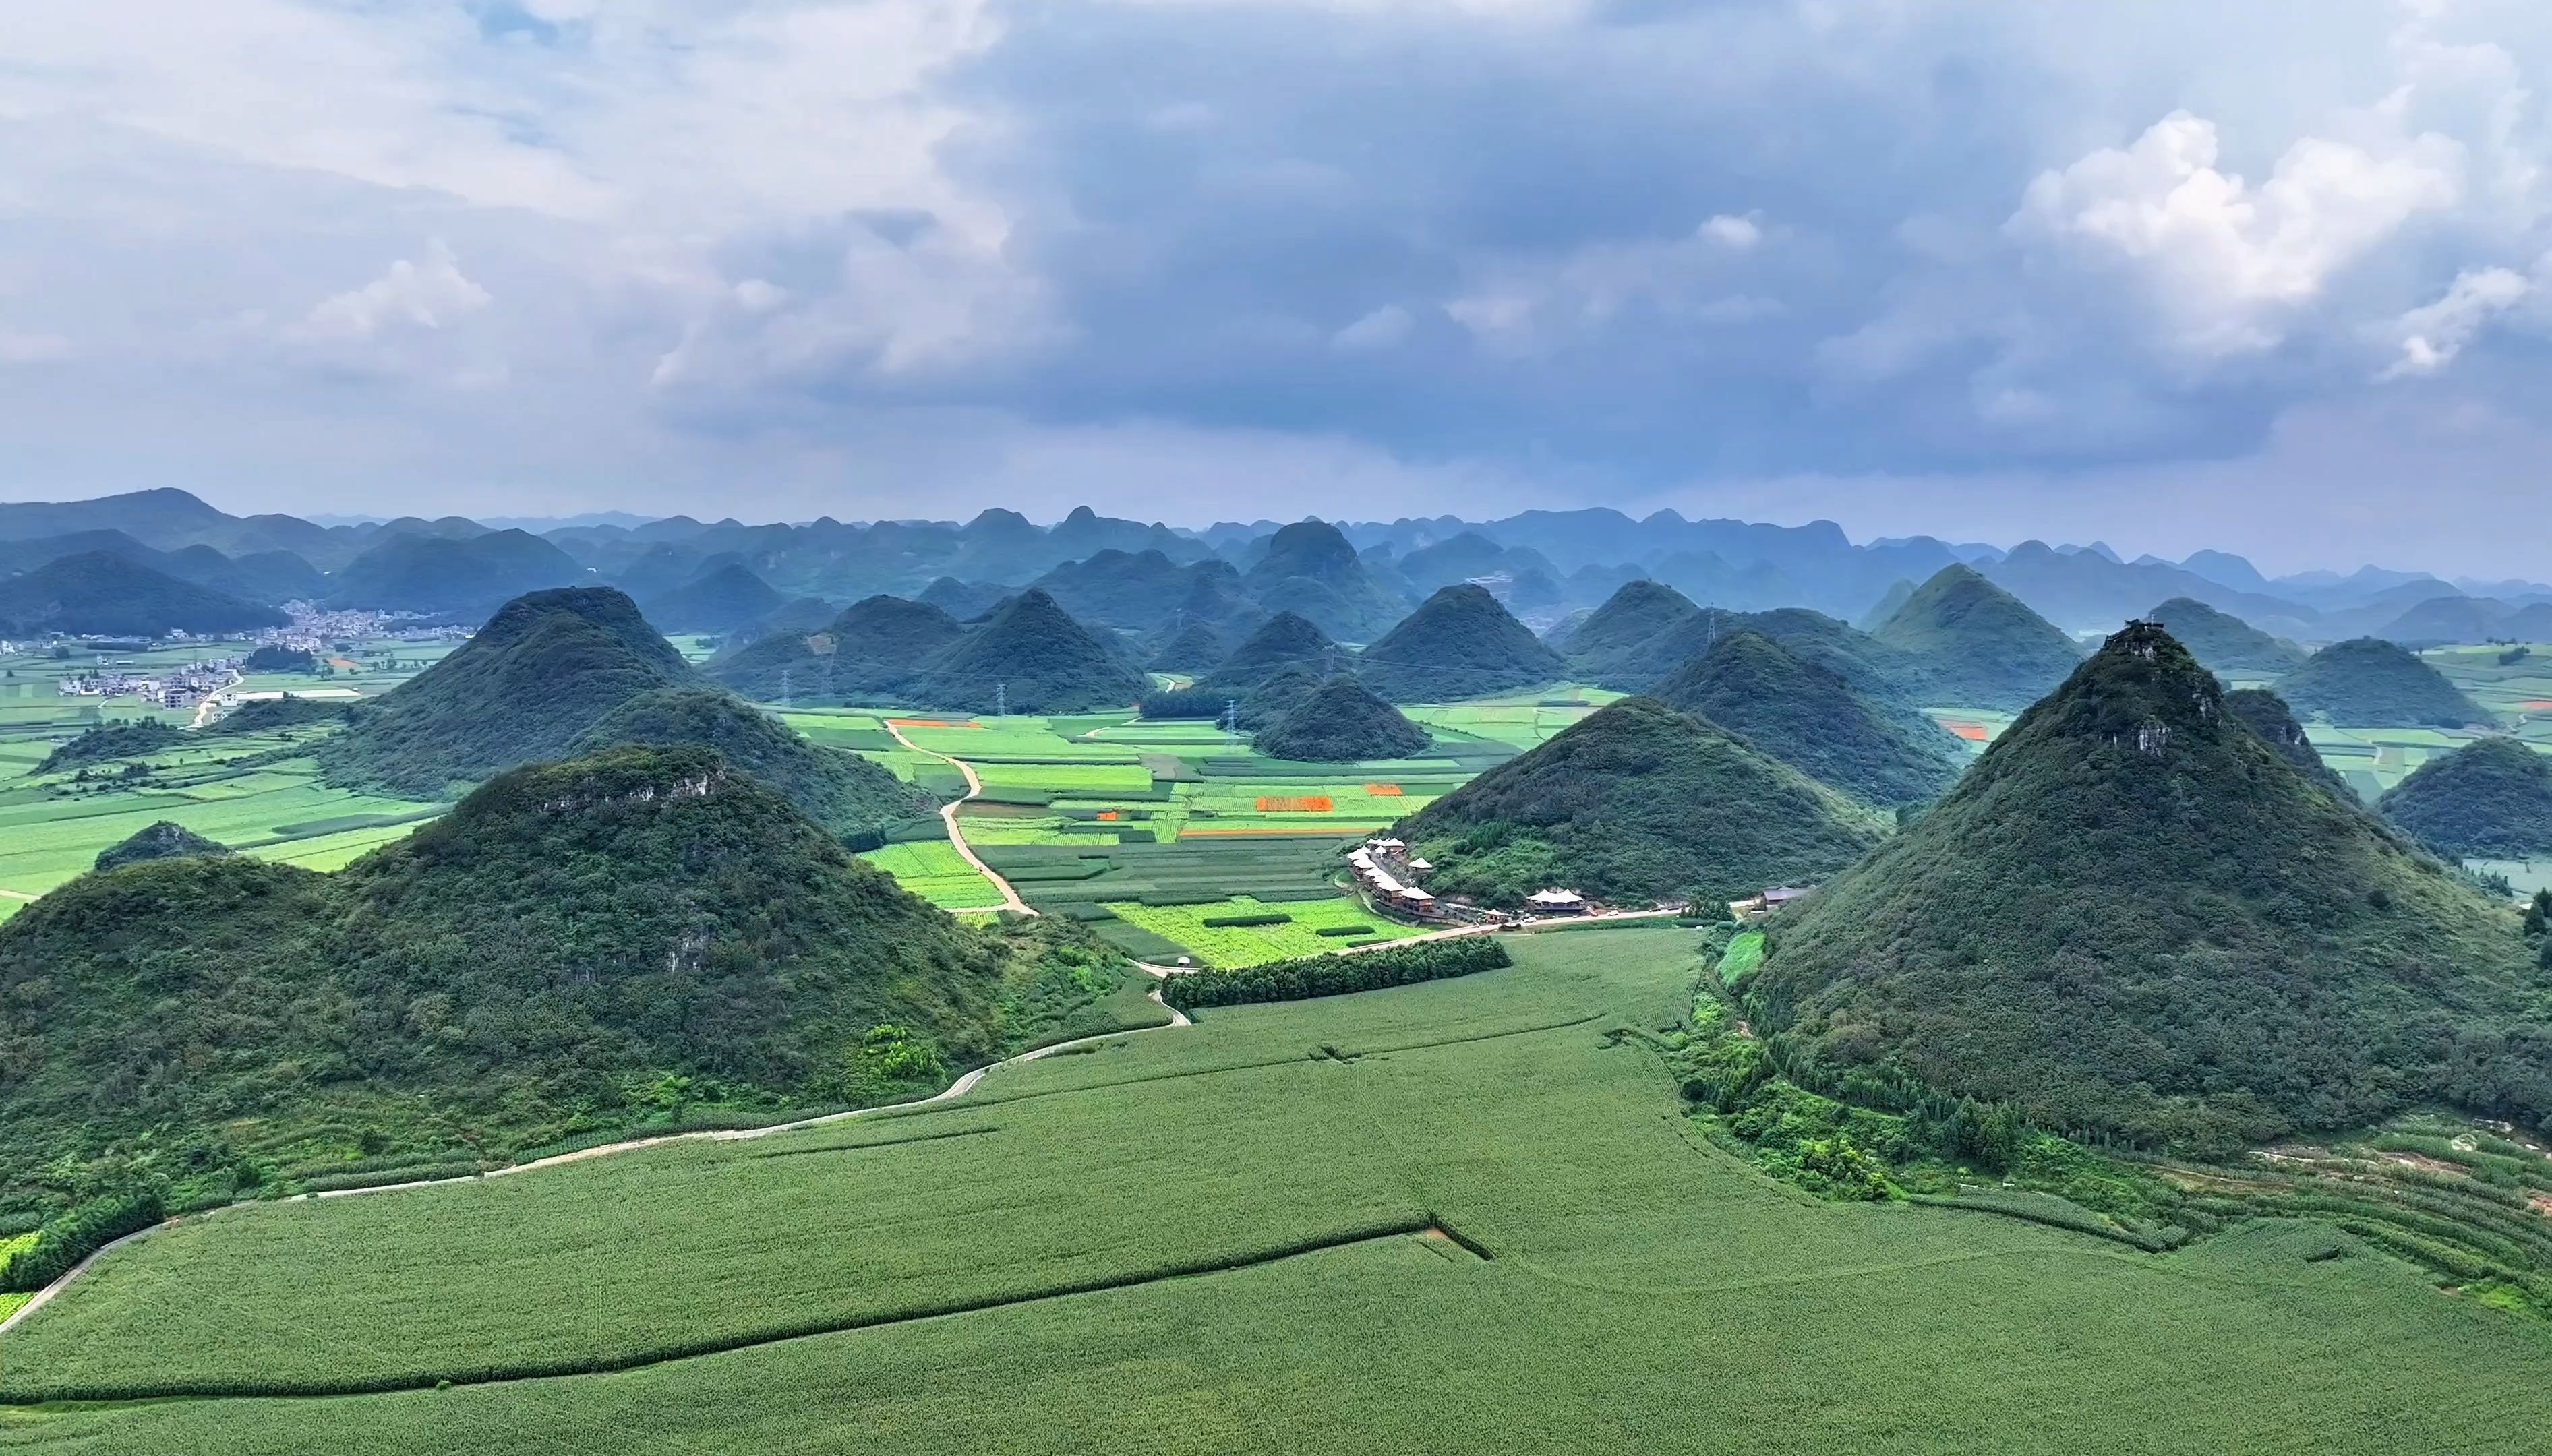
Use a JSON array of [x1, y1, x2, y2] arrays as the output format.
[[4, 0, 2552, 576]]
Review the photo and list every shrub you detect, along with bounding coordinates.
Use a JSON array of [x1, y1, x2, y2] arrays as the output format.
[[1200, 913, 1291, 928], [0, 1188, 166, 1292], [1161, 938, 1510, 1012]]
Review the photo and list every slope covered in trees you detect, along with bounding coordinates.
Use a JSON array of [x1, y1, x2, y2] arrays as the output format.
[[93, 822, 231, 872], [1355, 584, 1567, 702], [324, 530, 586, 619], [1651, 630, 1965, 806], [1398, 696, 1882, 905], [2276, 638, 2492, 727], [705, 594, 966, 704], [0, 552, 286, 638], [568, 688, 934, 843], [1751, 622, 2543, 1151], [1251, 678, 1431, 762], [1148, 620, 1226, 672], [910, 589, 1150, 714], [1138, 611, 1337, 725], [639, 563, 785, 632], [2222, 688, 2357, 802], [2147, 597, 2305, 677], [1238, 520, 1408, 641], [1553, 580, 1710, 686], [0, 746, 1117, 1188], [317, 587, 694, 797], [2379, 737, 2552, 858], [1868, 564, 2080, 709]]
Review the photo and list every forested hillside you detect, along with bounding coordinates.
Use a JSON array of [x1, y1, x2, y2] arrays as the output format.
[[1751, 623, 2545, 1151]]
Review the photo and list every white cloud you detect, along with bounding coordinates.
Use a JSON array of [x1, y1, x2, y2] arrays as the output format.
[[2381, 263, 2532, 376], [1699, 214, 1762, 249], [2009, 109, 2466, 357], [1331, 304, 1413, 351], [296, 240, 490, 342]]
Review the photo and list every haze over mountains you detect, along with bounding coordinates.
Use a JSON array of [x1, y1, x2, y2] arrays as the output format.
[[6, 488, 2548, 654]]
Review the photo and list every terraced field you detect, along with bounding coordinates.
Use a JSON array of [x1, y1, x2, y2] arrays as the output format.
[[3, 930, 2547, 1453]]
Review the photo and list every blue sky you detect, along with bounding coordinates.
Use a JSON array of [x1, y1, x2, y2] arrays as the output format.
[[3, 0, 2551, 574]]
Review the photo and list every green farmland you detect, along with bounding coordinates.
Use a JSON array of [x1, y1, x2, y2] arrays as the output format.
[[3, 929, 2547, 1453]]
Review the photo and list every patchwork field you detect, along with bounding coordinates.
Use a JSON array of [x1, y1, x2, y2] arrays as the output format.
[[856, 841, 1006, 910], [1098, 893, 1425, 965], [3, 930, 2547, 1453]]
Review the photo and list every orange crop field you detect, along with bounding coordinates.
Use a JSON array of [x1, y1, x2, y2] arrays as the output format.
[[1255, 795, 1334, 812], [1363, 783, 1403, 795], [1936, 719, 1990, 741]]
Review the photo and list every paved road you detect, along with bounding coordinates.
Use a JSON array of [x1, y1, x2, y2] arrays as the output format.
[[881, 718, 1034, 916]]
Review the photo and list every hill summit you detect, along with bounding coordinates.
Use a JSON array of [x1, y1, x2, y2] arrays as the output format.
[[1752, 621, 2541, 1150], [1869, 564, 2080, 710], [318, 586, 693, 798], [2379, 737, 2552, 858], [1651, 630, 1965, 806], [1356, 584, 1567, 702], [2276, 637, 2492, 728], [707, 594, 965, 704], [1239, 520, 1408, 641], [912, 588, 1150, 714], [2147, 597, 2305, 677], [94, 822, 231, 872], [568, 687, 933, 843], [1398, 696, 1882, 906], [1252, 678, 1431, 762]]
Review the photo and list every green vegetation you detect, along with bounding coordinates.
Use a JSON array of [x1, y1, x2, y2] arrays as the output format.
[[1402, 696, 1883, 905], [706, 594, 966, 703], [4, 930, 2550, 1453], [0, 744, 1153, 1209], [2379, 737, 2552, 858], [34, 721, 183, 775], [568, 687, 934, 844], [2147, 597, 2305, 677], [242, 645, 317, 674], [1142, 611, 1339, 725], [1553, 579, 1711, 686], [92, 821, 231, 872], [1651, 629, 1965, 805], [1237, 519, 1408, 641], [1100, 895, 1425, 966], [1251, 677, 1431, 762], [638, 563, 785, 632], [1868, 564, 2080, 710], [1754, 622, 2545, 1152], [1158, 936, 1509, 1010], [0, 551, 286, 638], [323, 529, 583, 618], [1148, 619, 1226, 671], [0, 1190, 164, 1293], [911, 590, 1150, 715], [2225, 687, 2361, 801], [2277, 637, 2493, 728], [203, 694, 346, 735], [318, 587, 694, 798], [856, 841, 1005, 909], [1355, 584, 1566, 702]]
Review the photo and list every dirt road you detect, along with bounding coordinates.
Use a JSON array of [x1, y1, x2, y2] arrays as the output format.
[[881, 719, 1033, 916]]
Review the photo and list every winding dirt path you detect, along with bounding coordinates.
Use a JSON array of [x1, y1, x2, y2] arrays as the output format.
[[883, 718, 1032, 916]]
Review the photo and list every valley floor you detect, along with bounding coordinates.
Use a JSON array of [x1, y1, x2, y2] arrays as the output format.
[[3, 929, 2547, 1453]]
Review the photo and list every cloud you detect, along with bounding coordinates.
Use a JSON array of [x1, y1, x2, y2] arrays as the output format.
[[2381, 263, 2532, 376], [5, 0, 2552, 576], [295, 240, 492, 342], [0, 333, 71, 365], [2008, 109, 2465, 358]]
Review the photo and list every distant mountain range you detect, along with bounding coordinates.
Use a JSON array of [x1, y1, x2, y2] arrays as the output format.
[[6, 487, 2551, 649]]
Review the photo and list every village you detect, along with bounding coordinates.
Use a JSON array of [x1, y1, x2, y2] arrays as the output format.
[[1346, 837, 1815, 928]]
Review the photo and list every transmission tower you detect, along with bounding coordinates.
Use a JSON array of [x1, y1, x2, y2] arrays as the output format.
[[1223, 698, 1239, 750], [779, 667, 792, 710], [995, 681, 1007, 720]]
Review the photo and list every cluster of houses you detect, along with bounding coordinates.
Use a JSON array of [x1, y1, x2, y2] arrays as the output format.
[[54, 657, 241, 708], [1348, 839, 1446, 919], [1728, 886, 1814, 920]]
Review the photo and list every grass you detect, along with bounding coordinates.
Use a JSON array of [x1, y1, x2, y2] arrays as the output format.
[[2, 928, 2548, 1451], [857, 841, 1007, 909], [1099, 895, 1424, 966]]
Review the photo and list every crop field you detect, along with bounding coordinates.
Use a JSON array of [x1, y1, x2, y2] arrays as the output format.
[[1098, 894, 1423, 966], [856, 841, 1006, 909], [3, 928, 2548, 1453]]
